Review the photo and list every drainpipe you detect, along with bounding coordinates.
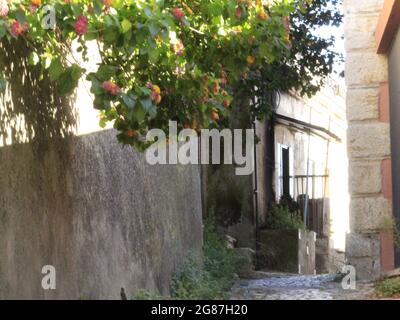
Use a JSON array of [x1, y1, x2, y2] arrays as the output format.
[[303, 103, 314, 229], [253, 118, 259, 264], [304, 130, 311, 229]]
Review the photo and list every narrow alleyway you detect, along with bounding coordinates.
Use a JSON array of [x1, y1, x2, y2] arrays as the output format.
[[230, 272, 375, 300]]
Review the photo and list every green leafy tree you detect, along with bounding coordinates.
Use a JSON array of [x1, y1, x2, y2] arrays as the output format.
[[0, 0, 342, 149], [236, 0, 343, 120]]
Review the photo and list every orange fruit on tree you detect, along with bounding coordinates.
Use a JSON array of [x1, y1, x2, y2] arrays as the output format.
[[152, 85, 161, 95], [31, 0, 42, 6], [258, 10, 268, 20], [211, 111, 219, 121], [126, 130, 139, 138], [247, 55, 255, 65]]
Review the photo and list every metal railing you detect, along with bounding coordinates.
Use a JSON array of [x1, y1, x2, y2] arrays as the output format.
[[291, 175, 329, 201], [278, 175, 329, 235]]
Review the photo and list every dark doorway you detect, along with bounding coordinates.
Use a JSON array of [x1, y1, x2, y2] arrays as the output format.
[[281, 147, 291, 198], [389, 28, 400, 267]]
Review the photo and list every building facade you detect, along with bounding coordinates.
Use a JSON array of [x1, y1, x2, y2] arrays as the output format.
[[345, 0, 400, 279], [254, 79, 348, 273]]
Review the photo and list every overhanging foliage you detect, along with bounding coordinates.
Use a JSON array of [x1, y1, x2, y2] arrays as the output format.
[[0, 0, 342, 149]]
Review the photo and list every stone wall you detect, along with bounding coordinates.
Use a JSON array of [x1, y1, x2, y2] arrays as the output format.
[[0, 131, 203, 300], [344, 0, 393, 280], [0, 41, 203, 299]]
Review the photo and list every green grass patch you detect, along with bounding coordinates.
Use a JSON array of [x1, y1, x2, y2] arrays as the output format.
[[265, 205, 304, 230], [134, 218, 242, 300], [171, 219, 242, 300]]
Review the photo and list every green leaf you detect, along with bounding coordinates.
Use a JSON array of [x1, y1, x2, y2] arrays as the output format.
[[57, 74, 76, 95], [49, 58, 64, 82], [93, 96, 105, 110], [148, 23, 159, 37], [99, 117, 107, 128], [140, 87, 152, 95], [121, 93, 136, 109], [132, 104, 146, 123], [84, 31, 98, 41], [140, 98, 157, 119], [56, 65, 83, 95], [259, 43, 269, 58], [96, 65, 118, 81], [148, 49, 160, 63], [103, 28, 119, 43], [14, 10, 26, 23], [140, 98, 153, 111], [93, 2, 103, 15], [144, 7, 153, 18], [70, 64, 83, 82], [0, 22, 6, 39], [112, 0, 125, 9], [121, 19, 132, 33], [148, 104, 157, 119], [90, 79, 103, 95]]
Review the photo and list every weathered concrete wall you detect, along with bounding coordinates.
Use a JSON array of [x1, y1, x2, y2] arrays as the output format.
[[258, 229, 316, 275], [202, 100, 255, 248], [0, 41, 203, 299], [0, 131, 202, 300], [344, 0, 393, 280]]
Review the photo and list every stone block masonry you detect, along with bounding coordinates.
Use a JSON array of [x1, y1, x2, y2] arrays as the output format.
[[344, 0, 395, 280]]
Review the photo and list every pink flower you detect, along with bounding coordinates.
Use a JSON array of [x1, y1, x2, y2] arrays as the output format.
[[74, 15, 88, 35], [172, 8, 185, 20], [10, 20, 28, 37], [235, 7, 242, 19], [29, 5, 40, 13], [102, 81, 121, 96], [0, 0, 9, 17]]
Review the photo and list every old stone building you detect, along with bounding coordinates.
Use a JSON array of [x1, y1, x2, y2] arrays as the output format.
[[205, 77, 348, 274], [255, 80, 348, 274], [344, 0, 400, 279]]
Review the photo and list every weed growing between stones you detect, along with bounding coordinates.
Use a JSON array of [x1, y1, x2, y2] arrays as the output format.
[[170, 218, 242, 300], [375, 277, 400, 298], [133, 289, 164, 301], [263, 204, 304, 231], [134, 217, 243, 300]]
